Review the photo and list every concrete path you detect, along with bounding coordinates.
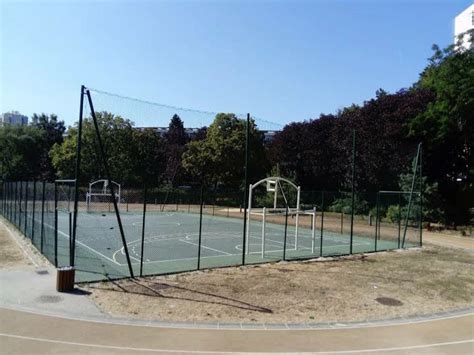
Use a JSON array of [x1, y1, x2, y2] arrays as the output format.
[[0, 218, 473, 354], [0, 307, 473, 354]]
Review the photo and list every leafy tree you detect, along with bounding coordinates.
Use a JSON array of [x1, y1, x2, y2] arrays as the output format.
[[50, 112, 136, 184], [0, 125, 45, 180], [132, 128, 166, 186], [182, 113, 267, 188], [409, 42, 474, 224], [31, 113, 66, 179], [163, 114, 188, 186]]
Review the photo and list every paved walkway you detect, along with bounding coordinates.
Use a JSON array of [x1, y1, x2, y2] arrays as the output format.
[[0, 218, 473, 354]]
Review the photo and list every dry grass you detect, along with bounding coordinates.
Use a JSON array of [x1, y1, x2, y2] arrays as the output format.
[[83, 245, 474, 324], [0, 221, 33, 268]]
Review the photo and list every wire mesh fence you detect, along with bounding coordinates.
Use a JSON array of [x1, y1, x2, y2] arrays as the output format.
[[1, 180, 422, 283]]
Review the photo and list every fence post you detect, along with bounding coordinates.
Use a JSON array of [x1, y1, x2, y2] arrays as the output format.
[[18, 182, 22, 228], [261, 207, 266, 258], [24, 181, 28, 236], [54, 181, 58, 267], [375, 192, 379, 251], [140, 185, 147, 277], [419, 145, 423, 247], [69, 212, 72, 266], [320, 191, 324, 257], [397, 193, 401, 249], [401, 143, 421, 248], [349, 129, 356, 254], [241, 113, 251, 265], [197, 184, 204, 270], [340, 211, 343, 235], [283, 206, 289, 261], [40, 181, 46, 253], [32, 181, 37, 243]]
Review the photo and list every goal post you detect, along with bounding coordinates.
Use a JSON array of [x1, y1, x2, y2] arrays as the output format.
[[246, 176, 309, 256], [86, 179, 121, 212]]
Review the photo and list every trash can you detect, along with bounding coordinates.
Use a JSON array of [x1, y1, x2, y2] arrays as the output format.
[[56, 266, 75, 292]]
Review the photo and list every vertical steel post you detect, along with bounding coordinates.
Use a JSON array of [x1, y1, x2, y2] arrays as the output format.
[[419, 145, 423, 247], [261, 207, 266, 258], [350, 130, 356, 254], [140, 185, 147, 277], [340, 211, 343, 234], [86, 89, 135, 278], [40, 181, 45, 253], [24, 181, 28, 236], [32, 181, 36, 242], [320, 191, 324, 257], [401, 143, 421, 248], [14, 182, 18, 225], [283, 206, 289, 261], [71, 85, 85, 267], [18, 182, 22, 228], [197, 184, 204, 270], [311, 206, 316, 254], [54, 181, 58, 267], [375, 192, 379, 251], [397, 193, 401, 249], [68, 212, 72, 266], [241, 113, 250, 265]]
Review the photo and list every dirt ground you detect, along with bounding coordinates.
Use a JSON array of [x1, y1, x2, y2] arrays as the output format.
[[83, 244, 474, 324], [0, 220, 33, 268]]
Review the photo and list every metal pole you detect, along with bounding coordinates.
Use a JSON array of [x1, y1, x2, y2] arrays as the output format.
[[32, 181, 36, 242], [140, 185, 147, 277], [18, 181, 22, 228], [24, 181, 28, 236], [397, 193, 401, 248], [261, 207, 266, 258], [294, 186, 300, 250], [14, 182, 17, 225], [401, 143, 421, 248], [419, 146, 423, 247], [40, 181, 45, 253], [350, 129, 356, 254], [340, 211, 343, 234], [375, 192, 379, 251], [69, 212, 72, 265], [311, 206, 316, 254], [197, 184, 204, 270], [245, 184, 253, 255], [71, 85, 85, 267], [54, 181, 58, 267], [86, 89, 135, 278], [241, 113, 251, 265], [320, 191, 324, 257], [283, 206, 289, 261]]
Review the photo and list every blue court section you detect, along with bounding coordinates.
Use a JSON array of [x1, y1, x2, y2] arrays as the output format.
[[53, 211, 408, 283]]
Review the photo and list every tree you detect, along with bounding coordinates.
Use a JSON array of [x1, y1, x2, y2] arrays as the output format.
[[0, 125, 45, 180], [31, 113, 66, 179], [163, 114, 188, 186], [182, 113, 267, 188], [131, 128, 165, 186], [50, 112, 137, 185], [409, 42, 474, 224]]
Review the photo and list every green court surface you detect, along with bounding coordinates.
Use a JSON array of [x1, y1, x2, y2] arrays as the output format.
[[51, 211, 410, 283]]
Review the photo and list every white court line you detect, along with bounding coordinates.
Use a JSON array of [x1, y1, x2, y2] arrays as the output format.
[[178, 238, 232, 256], [42, 221, 121, 266], [0, 333, 472, 354]]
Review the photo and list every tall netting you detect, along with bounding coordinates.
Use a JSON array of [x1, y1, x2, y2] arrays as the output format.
[[0, 87, 423, 284]]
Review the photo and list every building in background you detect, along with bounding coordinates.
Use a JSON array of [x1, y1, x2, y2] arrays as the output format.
[[454, 4, 474, 49], [0, 111, 29, 127]]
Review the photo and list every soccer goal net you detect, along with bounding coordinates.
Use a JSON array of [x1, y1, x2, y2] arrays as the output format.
[[85, 179, 121, 212]]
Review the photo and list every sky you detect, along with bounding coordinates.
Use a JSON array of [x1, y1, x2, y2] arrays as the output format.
[[0, 0, 472, 128]]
